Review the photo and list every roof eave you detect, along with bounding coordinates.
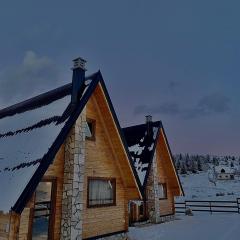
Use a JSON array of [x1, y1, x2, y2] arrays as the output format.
[[160, 126, 185, 196], [98, 74, 143, 199]]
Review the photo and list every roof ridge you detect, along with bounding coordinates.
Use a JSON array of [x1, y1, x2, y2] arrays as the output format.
[[122, 120, 162, 130]]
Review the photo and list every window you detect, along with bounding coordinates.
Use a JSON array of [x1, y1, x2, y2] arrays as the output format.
[[221, 168, 225, 173], [86, 118, 96, 140], [158, 183, 167, 199], [139, 202, 144, 216], [30, 179, 56, 240], [87, 177, 116, 207]]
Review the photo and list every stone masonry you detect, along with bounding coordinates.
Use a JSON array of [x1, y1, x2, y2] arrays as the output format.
[[146, 151, 161, 223], [98, 232, 128, 240], [61, 109, 86, 240]]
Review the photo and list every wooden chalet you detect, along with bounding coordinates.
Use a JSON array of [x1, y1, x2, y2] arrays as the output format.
[[0, 58, 142, 240], [122, 116, 184, 224]]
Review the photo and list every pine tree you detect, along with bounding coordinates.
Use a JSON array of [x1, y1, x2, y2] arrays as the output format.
[[180, 163, 187, 174], [176, 160, 181, 171], [206, 154, 210, 163], [186, 154, 191, 171], [197, 158, 203, 171]]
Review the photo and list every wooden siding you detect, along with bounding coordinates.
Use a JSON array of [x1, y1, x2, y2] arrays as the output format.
[[17, 145, 65, 240], [82, 88, 129, 239], [94, 84, 140, 200], [156, 129, 180, 215]]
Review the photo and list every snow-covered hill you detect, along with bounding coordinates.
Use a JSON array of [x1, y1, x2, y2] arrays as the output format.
[[177, 171, 240, 201], [174, 154, 240, 201]]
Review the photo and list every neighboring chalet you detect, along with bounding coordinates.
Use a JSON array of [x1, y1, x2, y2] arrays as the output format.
[[0, 58, 142, 240], [215, 166, 235, 180], [122, 116, 184, 224]]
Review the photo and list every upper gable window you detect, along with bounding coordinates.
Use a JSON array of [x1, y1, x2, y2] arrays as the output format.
[[158, 183, 167, 200], [86, 118, 96, 141]]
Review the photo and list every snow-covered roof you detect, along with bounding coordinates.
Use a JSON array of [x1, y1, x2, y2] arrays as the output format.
[[0, 76, 95, 213], [0, 95, 71, 212], [122, 121, 161, 186], [215, 166, 235, 174]]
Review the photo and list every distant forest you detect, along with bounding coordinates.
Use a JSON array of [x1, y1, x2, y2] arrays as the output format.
[[173, 154, 240, 175]]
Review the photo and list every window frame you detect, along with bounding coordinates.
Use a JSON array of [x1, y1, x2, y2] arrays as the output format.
[[28, 177, 57, 240], [87, 177, 116, 208], [158, 182, 168, 200], [86, 118, 96, 141]]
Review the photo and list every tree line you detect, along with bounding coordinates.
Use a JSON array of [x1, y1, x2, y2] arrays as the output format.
[[173, 154, 240, 175]]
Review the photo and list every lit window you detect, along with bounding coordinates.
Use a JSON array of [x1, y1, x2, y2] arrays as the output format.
[[86, 119, 96, 140], [88, 177, 116, 207], [158, 183, 167, 199], [31, 180, 55, 239]]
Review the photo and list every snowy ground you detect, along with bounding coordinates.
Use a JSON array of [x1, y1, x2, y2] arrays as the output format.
[[128, 214, 240, 240], [177, 172, 240, 201]]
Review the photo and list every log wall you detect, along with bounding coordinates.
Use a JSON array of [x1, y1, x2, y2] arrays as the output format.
[[82, 91, 128, 239]]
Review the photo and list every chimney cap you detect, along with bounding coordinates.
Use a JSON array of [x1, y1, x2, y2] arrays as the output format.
[[72, 57, 87, 70], [145, 115, 152, 123]]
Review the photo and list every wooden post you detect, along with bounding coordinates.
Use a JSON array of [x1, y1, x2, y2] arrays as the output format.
[[237, 198, 240, 214], [8, 211, 20, 240], [209, 202, 212, 214]]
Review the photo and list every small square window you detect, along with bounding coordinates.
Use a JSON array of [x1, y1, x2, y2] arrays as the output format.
[[86, 118, 96, 141], [158, 183, 167, 199]]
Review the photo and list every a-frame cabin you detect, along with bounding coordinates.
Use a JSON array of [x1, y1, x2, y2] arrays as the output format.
[[0, 58, 141, 240], [122, 116, 184, 224]]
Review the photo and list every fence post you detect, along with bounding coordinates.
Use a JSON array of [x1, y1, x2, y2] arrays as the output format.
[[237, 198, 240, 214], [209, 201, 212, 214]]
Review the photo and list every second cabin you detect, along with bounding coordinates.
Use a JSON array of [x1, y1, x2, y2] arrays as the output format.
[[123, 116, 184, 224]]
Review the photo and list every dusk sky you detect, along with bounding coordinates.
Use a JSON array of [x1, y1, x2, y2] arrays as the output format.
[[0, 1, 240, 155]]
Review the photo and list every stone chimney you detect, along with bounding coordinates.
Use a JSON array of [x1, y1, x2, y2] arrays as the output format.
[[146, 115, 152, 136], [71, 57, 87, 106]]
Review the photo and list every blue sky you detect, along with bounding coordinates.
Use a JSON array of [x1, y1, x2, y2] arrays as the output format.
[[0, 0, 240, 155]]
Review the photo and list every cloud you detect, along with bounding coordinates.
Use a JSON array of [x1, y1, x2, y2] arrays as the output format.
[[134, 93, 230, 119], [134, 102, 180, 115], [168, 80, 180, 91], [198, 93, 230, 113], [0, 51, 59, 106], [185, 93, 231, 118]]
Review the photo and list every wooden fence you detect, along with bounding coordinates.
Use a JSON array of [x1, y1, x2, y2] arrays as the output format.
[[175, 198, 240, 214]]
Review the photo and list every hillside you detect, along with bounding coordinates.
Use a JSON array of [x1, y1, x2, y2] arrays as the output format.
[[174, 154, 240, 200], [178, 172, 240, 200]]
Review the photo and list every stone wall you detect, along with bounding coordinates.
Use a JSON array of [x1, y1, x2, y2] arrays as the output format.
[[146, 151, 161, 223], [98, 232, 128, 240], [61, 109, 86, 240], [159, 214, 175, 223]]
